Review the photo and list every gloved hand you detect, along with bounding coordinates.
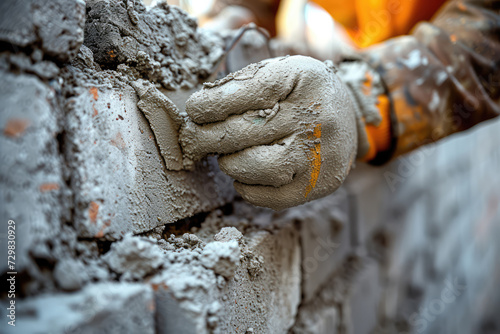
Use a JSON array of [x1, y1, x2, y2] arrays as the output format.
[[179, 55, 382, 210]]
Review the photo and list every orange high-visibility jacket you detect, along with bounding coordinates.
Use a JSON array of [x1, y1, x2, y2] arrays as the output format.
[[313, 0, 446, 47]]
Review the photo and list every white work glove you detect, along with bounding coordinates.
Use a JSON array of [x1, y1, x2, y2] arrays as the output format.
[[180, 55, 359, 210]]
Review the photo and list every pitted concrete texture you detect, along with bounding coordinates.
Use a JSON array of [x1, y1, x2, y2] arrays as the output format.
[[151, 204, 301, 334], [217, 226, 301, 333], [0, 0, 85, 62], [84, 0, 224, 90]]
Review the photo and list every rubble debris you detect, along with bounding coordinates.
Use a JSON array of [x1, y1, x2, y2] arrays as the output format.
[[103, 234, 166, 280], [201, 240, 241, 278]]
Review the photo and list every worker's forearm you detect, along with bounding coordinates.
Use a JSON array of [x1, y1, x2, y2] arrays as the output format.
[[362, 0, 500, 158]]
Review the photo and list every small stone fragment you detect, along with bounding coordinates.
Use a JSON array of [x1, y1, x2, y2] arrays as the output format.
[[214, 226, 243, 244]]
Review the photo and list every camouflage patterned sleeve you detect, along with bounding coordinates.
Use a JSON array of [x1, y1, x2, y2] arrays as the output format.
[[362, 0, 500, 159]]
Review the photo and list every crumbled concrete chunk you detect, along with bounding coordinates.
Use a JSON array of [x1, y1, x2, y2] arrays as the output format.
[[201, 241, 240, 278], [214, 226, 243, 244], [103, 234, 166, 280], [54, 259, 89, 291]]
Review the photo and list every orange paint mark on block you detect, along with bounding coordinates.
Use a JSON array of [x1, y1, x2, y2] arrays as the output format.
[[89, 87, 99, 101], [148, 300, 156, 312], [151, 283, 169, 291], [95, 229, 104, 238], [88, 201, 99, 223], [305, 123, 322, 198], [92, 104, 98, 117], [110, 132, 126, 149], [94, 220, 111, 238], [39, 183, 60, 192], [4, 119, 30, 138]]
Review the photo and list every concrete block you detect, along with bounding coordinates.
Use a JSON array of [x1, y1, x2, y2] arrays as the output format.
[[155, 290, 198, 334], [295, 188, 351, 302], [0, 71, 67, 274], [291, 306, 338, 334], [64, 82, 235, 239], [3, 282, 155, 334], [217, 225, 302, 334], [152, 217, 301, 334], [348, 259, 382, 334]]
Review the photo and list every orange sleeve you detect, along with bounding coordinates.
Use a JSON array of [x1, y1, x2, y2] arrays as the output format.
[[359, 94, 392, 162], [361, 1, 500, 159]]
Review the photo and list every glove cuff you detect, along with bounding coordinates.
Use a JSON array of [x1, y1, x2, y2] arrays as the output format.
[[336, 60, 395, 164]]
